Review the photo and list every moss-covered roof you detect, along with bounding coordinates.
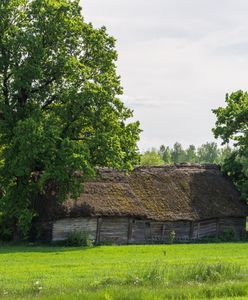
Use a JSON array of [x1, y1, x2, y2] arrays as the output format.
[[37, 164, 248, 221]]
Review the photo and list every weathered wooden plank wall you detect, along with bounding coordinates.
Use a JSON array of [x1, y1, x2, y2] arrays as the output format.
[[130, 220, 146, 244], [99, 217, 129, 244], [219, 217, 246, 238], [51, 216, 247, 243], [198, 219, 218, 239], [52, 217, 97, 241], [166, 221, 191, 241]]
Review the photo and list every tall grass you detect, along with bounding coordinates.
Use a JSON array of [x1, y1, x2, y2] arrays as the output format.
[[0, 244, 248, 299], [91, 261, 248, 299], [101, 262, 245, 287]]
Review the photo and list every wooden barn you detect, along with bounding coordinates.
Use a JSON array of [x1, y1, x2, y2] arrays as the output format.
[[34, 164, 248, 244]]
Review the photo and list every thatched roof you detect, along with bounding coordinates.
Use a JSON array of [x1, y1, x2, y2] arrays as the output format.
[[38, 164, 248, 221]]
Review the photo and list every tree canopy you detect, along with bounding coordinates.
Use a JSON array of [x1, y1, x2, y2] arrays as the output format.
[[213, 90, 248, 202], [0, 0, 140, 239], [197, 142, 219, 164], [140, 148, 164, 166], [141, 142, 231, 166]]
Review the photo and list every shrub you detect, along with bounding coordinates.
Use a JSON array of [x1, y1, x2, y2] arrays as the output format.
[[168, 230, 176, 244], [198, 228, 239, 243], [0, 219, 14, 241], [98, 241, 117, 246], [65, 231, 93, 247], [220, 228, 237, 241]]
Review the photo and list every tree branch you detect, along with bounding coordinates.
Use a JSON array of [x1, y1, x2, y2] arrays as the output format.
[[1, 48, 11, 105], [41, 95, 57, 110], [30, 77, 56, 94]]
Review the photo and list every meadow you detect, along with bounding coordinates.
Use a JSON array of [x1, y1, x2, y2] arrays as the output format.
[[0, 243, 247, 299]]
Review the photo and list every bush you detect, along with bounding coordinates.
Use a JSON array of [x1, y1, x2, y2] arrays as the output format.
[[220, 228, 237, 242], [65, 231, 93, 247], [98, 241, 117, 246], [198, 229, 239, 243], [168, 230, 176, 244], [0, 215, 14, 241]]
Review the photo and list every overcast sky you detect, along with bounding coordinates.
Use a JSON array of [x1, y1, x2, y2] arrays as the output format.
[[80, 0, 248, 151]]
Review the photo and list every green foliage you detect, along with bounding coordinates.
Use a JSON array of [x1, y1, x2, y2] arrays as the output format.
[[65, 230, 93, 247], [0, 0, 140, 239], [220, 228, 237, 242], [0, 213, 13, 241], [168, 230, 176, 244], [221, 151, 248, 200], [213, 91, 248, 202], [199, 229, 239, 243], [171, 142, 186, 163], [140, 148, 164, 166], [149, 142, 233, 166], [217, 145, 233, 164], [185, 144, 197, 163], [159, 145, 172, 164], [197, 142, 219, 163]]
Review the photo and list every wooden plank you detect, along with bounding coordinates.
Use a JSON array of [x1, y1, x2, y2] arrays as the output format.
[[162, 223, 166, 240], [95, 217, 102, 244], [219, 217, 246, 238], [189, 221, 194, 240], [145, 222, 151, 242], [197, 222, 200, 239], [100, 217, 129, 244], [130, 220, 146, 244], [216, 218, 220, 238], [127, 218, 133, 244], [52, 218, 97, 242]]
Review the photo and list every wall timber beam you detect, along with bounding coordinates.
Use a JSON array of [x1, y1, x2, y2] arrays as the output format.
[[127, 218, 133, 244], [96, 217, 102, 244]]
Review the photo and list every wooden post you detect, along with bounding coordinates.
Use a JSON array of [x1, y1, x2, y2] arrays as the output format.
[[216, 218, 220, 238], [96, 217, 102, 244], [197, 222, 200, 239], [145, 222, 151, 243], [127, 218, 133, 244], [189, 221, 194, 240], [162, 224, 166, 242]]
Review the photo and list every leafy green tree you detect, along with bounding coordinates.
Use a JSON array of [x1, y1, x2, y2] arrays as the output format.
[[171, 142, 186, 163], [149, 143, 233, 166], [219, 150, 248, 200], [159, 145, 166, 156], [140, 148, 164, 166], [216, 145, 233, 164], [185, 145, 197, 163], [0, 0, 140, 239], [159, 145, 172, 164], [213, 91, 248, 201], [197, 142, 219, 164]]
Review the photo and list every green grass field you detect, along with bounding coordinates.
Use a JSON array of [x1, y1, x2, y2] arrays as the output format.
[[0, 243, 247, 299]]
